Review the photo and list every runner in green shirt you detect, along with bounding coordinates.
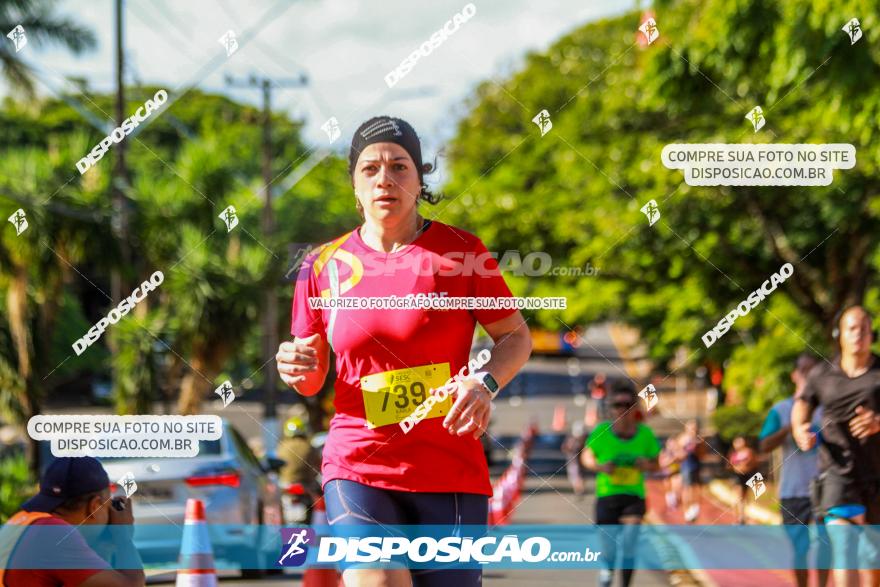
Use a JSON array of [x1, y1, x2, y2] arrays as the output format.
[[582, 381, 661, 587]]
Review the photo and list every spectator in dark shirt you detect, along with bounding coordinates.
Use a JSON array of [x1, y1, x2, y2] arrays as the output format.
[[793, 306, 880, 587]]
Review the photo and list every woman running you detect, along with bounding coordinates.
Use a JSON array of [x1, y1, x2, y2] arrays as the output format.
[[658, 436, 682, 511], [563, 422, 588, 499], [276, 116, 532, 587], [582, 381, 661, 587], [729, 435, 760, 525], [678, 419, 705, 523]]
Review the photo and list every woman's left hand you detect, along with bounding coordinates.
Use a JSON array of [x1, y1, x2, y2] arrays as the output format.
[[441, 377, 493, 439]]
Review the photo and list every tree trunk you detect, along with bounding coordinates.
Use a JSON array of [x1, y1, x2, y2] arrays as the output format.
[[177, 355, 213, 415], [8, 266, 31, 385], [176, 341, 230, 415], [6, 265, 42, 473]]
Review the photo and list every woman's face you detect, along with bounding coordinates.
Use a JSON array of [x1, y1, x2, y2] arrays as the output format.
[[609, 393, 634, 421], [352, 142, 421, 222]]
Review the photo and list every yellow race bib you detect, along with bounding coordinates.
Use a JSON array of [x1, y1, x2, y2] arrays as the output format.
[[609, 466, 641, 486], [360, 363, 453, 429]]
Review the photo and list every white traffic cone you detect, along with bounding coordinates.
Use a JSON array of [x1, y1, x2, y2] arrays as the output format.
[[175, 499, 218, 586]]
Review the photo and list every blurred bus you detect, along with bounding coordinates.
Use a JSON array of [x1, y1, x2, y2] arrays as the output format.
[[531, 328, 583, 356]]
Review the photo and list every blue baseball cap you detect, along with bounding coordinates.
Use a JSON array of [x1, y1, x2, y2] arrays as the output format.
[[22, 457, 110, 513]]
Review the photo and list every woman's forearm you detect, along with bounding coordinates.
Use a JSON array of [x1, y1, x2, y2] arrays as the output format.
[[482, 327, 532, 391]]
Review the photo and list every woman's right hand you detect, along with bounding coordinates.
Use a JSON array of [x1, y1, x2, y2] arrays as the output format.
[[276, 333, 321, 389]]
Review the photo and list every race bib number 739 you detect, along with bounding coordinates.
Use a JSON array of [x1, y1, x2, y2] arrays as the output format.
[[360, 363, 452, 429]]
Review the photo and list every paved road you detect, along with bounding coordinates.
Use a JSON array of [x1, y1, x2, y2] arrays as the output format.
[[147, 476, 673, 586], [485, 476, 672, 586], [646, 479, 800, 587]]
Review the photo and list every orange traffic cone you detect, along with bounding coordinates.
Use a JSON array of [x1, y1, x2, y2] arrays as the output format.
[[584, 403, 598, 428], [552, 404, 566, 432], [175, 499, 218, 587], [302, 496, 344, 587], [489, 492, 505, 525]]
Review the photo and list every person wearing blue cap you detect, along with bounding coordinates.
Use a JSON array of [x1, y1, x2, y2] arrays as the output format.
[[0, 456, 145, 586]]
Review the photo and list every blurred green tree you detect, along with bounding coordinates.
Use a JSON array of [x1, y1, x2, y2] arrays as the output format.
[[0, 134, 111, 468], [440, 0, 879, 411], [0, 452, 32, 522], [0, 83, 354, 454]]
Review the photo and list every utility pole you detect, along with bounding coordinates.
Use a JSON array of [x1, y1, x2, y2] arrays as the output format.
[[225, 73, 308, 452], [110, 0, 131, 381], [112, 0, 129, 300], [110, 0, 128, 305]]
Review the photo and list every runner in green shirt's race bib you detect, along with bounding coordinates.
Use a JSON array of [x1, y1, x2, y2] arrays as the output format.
[[586, 421, 662, 498]]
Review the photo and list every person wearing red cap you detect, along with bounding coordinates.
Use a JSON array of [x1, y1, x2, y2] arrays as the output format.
[[0, 456, 144, 586], [276, 115, 532, 586]]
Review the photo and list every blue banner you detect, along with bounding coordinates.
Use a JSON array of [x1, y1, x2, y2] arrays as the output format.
[[1, 524, 878, 570]]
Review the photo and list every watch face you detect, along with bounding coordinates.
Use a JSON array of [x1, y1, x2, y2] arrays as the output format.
[[483, 373, 499, 393]]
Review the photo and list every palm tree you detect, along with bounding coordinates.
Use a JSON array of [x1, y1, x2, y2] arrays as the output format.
[[0, 0, 96, 96], [0, 0, 99, 424], [130, 130, 270, 415], [0, 133, 112, 470]]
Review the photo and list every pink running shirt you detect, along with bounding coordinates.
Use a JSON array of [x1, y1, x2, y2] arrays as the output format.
[[291, 221, 516, 495]]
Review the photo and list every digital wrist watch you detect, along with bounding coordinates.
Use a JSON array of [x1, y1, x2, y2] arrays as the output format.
[[472, 371, 500, 400]]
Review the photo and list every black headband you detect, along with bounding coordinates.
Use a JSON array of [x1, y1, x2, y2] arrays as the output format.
[[348, 116, 424, 182]]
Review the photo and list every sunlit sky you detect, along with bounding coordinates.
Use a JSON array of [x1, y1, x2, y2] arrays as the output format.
[[6, 1, 636, 158]]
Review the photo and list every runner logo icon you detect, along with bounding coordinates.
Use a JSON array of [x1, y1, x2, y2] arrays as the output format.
[[219, 30, 238, 56], [7, 25, 26, 52], [117, 472, 138, 498], [322, 117, 341, 142], [532, 109, 552, 136], [638, 18, 659, 45], [640, 199, 660, 226], [638, 384, 658, 411], [8, 208, 27, 235], [745, 106, 765, 132], [842, 18, 862, 45], [279, 528, 315, 567], [219, 205, 238, 232], [215, 380, 235, 408], [746, 472, 765, 499]]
